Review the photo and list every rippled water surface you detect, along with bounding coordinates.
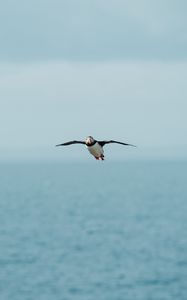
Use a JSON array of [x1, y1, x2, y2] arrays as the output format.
[[0, 162, 187, 300]]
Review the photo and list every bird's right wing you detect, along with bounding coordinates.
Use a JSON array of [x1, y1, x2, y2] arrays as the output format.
[[56, 140, 85, 146]]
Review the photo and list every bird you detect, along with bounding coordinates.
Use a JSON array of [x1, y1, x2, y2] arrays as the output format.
[[56, 136, 136, 160]]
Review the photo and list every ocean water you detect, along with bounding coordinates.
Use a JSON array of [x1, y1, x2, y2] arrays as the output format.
[[0, 161, 187, 300]]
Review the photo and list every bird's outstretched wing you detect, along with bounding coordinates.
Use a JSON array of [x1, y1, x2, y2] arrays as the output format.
[[98, 140, 136, 147], [56, 140, 85, 146]]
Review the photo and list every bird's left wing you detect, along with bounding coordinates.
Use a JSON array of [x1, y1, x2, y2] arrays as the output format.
[[56, 140, 85, 146], [98, 140, 136, 147]]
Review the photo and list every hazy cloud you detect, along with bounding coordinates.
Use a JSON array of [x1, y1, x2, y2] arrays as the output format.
[[0, 60, 187, 160], [0, 0, 187, 61]]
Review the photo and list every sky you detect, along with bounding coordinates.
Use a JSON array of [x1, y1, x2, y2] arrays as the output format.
[[0, 0, 187, 161]]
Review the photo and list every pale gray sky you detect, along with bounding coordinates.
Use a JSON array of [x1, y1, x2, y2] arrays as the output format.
[[0, 0, 187, 61], [0, 0, 187, 161]]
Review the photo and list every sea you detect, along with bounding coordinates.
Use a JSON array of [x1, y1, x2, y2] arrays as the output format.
[[0, 161, 187, 300]]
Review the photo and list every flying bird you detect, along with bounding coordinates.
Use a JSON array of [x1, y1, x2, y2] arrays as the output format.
[[56, 136, 136, 160]]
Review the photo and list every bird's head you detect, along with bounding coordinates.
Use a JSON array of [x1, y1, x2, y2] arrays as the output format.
[[85, 136, 95, 146]]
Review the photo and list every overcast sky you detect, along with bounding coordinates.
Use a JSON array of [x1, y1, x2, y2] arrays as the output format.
[[0, 0, 187, 161]]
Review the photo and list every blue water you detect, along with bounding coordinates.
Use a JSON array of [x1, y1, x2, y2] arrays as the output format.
[[0, 162, 187, 300]]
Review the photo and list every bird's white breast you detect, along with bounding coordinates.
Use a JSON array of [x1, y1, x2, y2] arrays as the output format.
[[86, 142, 103, 157]]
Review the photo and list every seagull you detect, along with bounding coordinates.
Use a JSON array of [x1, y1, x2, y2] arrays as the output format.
[[56, 136, 136, 160]]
